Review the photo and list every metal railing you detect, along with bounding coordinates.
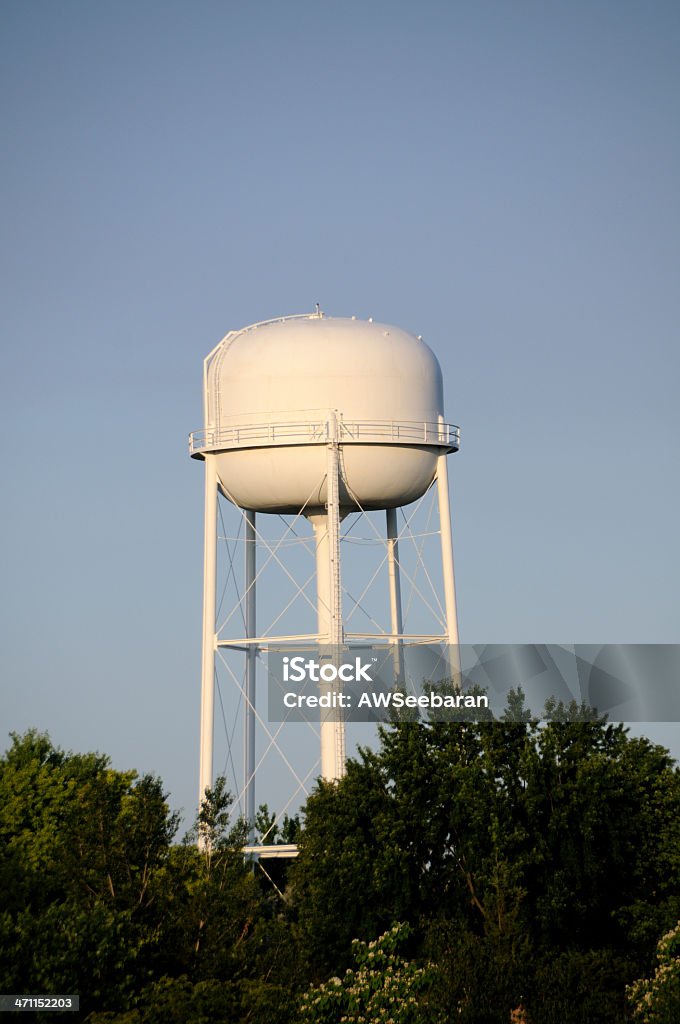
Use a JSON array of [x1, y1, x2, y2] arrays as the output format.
[[189, 417, 460, 456]]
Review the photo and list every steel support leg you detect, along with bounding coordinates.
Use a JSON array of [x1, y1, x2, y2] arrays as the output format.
[[244, 510, 256, 837], [199, 455, 218, 839]]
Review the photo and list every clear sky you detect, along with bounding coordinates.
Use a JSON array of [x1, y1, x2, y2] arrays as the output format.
[[2, 1, 679, 823]]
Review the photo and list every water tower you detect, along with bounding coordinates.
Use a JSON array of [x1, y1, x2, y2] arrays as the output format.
[[189, 311, 460, 825]]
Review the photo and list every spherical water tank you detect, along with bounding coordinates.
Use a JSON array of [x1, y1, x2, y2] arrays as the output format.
[[190, 313, 458, 514]]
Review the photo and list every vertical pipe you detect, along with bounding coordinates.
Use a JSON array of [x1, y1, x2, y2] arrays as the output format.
[[307, 412, 346, 781], [325, 414, 343, 648], [309, 513, 331, 640], [386, 507, 405, 681], [244, 510, 256, 837], [325, 415, 345, 780], [309, 514, 345, 780], [199, 455, 218, 833], [437, 453, 461, 685]]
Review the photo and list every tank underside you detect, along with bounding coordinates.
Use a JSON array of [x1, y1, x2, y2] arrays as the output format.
[[212, 443, 440, 514]]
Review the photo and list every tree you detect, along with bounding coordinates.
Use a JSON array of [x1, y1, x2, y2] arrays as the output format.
[[627, 920, 680, 1024], [291, 747, 397, 977], [254, 803, 300, 845], [291, 711, 680, 1021], [0, 735, 298, 1023], [298, 923, 443, 1024], [0, 730, 180, 1011]]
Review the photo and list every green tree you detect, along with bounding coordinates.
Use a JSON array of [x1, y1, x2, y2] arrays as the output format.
[[0, 731, 180, 1009], [291, 712, 680, 1020], [254, 803, 300, 845], [298, 923, 443, 1024], [627, 920, 680, 1024], [0, 735, 298, 1023]]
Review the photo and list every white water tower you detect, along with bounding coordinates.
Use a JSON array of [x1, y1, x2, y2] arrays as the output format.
[[189, 311, 460, 824]]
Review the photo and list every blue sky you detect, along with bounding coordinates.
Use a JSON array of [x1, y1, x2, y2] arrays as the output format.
[[2, 1, 679, 822]]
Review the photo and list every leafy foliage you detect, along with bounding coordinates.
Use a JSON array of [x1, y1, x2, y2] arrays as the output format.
[[254, 803, 300, 845], [298, 923, 443, 1024], [627, 921, 680, 1024], [2, 708, 679, 1023], [0, 733, 296, 1022], [291, 708, 680, 1019], [0, 730, 180, 1006]]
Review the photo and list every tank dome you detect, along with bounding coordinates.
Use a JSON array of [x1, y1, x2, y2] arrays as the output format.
[[190, 313, 458, 514]]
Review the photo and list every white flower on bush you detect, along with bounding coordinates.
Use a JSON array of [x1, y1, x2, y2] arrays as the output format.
[[627, 921, 680, 1024], [299, 922, 445, 1024]]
